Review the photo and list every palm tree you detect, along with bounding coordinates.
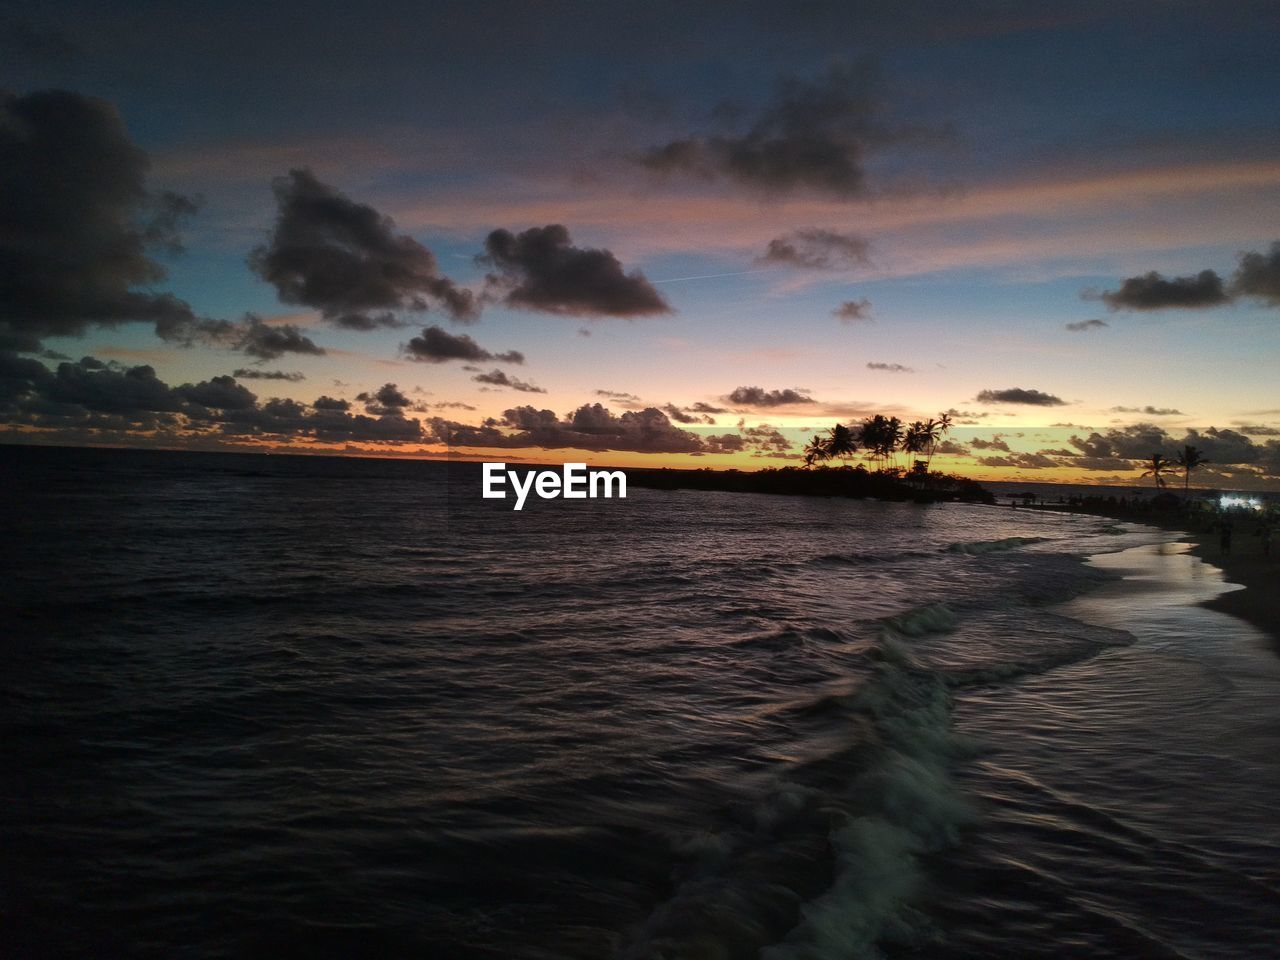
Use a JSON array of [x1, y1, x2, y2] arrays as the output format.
[[884, 417, 904, 471], [1140, 452, 1174, 489], [923, 413, 952, 473], [902, 422, 930, 486], [1175, 444, 1207, 493], [825, 423, 858, 464], [802, 434, 829, 469]]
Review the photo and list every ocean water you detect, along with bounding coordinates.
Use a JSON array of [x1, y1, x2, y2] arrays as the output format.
[[2, 446, 1278, 959]]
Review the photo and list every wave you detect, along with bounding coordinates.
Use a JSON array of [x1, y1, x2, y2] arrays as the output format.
[[620, 633, 970, 960], [945, 536, 1049, 555], [880, 602, 958, 638]]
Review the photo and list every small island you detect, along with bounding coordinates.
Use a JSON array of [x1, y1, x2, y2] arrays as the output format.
[[630, 412, 994, 504]]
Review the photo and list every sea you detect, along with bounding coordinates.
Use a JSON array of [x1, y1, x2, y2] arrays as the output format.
[[3, 445, 1278, 959]]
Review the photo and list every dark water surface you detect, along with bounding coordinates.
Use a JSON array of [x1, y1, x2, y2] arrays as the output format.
[[2, 446, 1277, 958]]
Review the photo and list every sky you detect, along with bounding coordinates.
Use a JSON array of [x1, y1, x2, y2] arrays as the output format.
[[2, 0, 1280, 488]]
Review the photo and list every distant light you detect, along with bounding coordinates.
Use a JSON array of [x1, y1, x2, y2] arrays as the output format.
[[1219, 494, 1263, 511]]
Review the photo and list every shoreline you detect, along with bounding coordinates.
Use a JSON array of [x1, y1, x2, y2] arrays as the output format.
[[1010, 501, 1279, 650]]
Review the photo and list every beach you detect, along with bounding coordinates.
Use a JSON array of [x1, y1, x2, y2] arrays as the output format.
[[1185, 523, 1280, 648]]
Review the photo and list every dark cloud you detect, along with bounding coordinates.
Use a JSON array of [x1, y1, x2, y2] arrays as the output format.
[[639, 63, 905, 197], [740, 423, 793, 454], [434, 403, 704, 454], [1180, 426, 1258, 466], [662, 402, 715, 424], [970, 436, 1011, 451], [356, 383, 412, 414], [1233, 424, 1280, 436], [0, 352, 430, 447], [975, 387, 1066, 406], [235, 315, 325, 361], [1231, 240, 1280, 305], [726, 386, 815, 407], [403, 325, 524, 364], [934, 439, 970, 455], [975, 452, 1058, 469], [944, 408, 991, 422], [833, 299, 873, 323], [1100, 270, 1229, 310], [471, 369, 546, 393], [691, 401, 729, 414], [1110, 405, 1185, 416], [759, 229, 871, 270], [0, 89, 209, 349], [866, 361, 912, 373], [1068, 423, 1172, 460], [250, 168, 478, 329], [1065, 318, 1108, 332], [480, 224, 670, 318], [175, 375, 257, 411], [233, 369, 306, 381], [595, 389, 642, 402], [703, 433, 746, 453]]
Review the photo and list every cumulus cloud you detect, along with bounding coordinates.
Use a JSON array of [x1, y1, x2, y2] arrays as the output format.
[[691, 401, 729, 414], [758, 229, 871, 270], [1069, 423, 1173, 460], [662, 402, 715, 424], [975, 452, 1058, 470], [250, 168, 477, 329], [0, 89, 210, 351], [0, 354, 437, 448], [866, 362, 912, 373], [402, 325, 523, 364], [639, 63, 907, 197], [235, 315, 325, 361], [355, 383, 412, 414], [970, 436, 1011, 452], [433, 402, 705, 453], [480, 224, 670, 317], [726, 386, 814, 407], [1100, 270, 1229, 310], [471, 369, 546, 393], [1065, 319, 1108, 332], [833, 299, 873, 323], [1232, 241, 1280, 305], [975, 387, 1066, 406], [233, 369, 305, 381]]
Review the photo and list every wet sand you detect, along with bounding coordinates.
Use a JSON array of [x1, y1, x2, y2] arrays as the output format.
[[1183, 525, 1280, 649]]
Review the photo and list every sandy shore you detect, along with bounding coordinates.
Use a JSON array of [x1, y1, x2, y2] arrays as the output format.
[[1182, 524, 1279, 649], [1015, 501, 1279, 649]]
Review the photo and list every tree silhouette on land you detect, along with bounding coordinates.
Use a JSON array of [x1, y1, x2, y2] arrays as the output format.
[[1174, 445, 1207, 493], [1140, 452, 1174, 489], [825, 423, 858, 464], [795, 411, 957, 480], [802, 435, 829, 469]]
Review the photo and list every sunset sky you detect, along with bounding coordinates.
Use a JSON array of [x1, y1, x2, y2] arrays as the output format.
[[3, 1, 1280, 487]]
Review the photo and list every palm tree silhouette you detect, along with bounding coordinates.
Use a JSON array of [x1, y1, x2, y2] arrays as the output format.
[[802, 434, 830, 469], [1174, 444, 1207, 493], [1140, 452, 1174, 489], [924, 413, 952, 473], [825, 423, 858, 464]]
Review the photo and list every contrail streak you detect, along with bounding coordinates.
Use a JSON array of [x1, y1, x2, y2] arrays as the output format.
[[649, 269, 766, 284]]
